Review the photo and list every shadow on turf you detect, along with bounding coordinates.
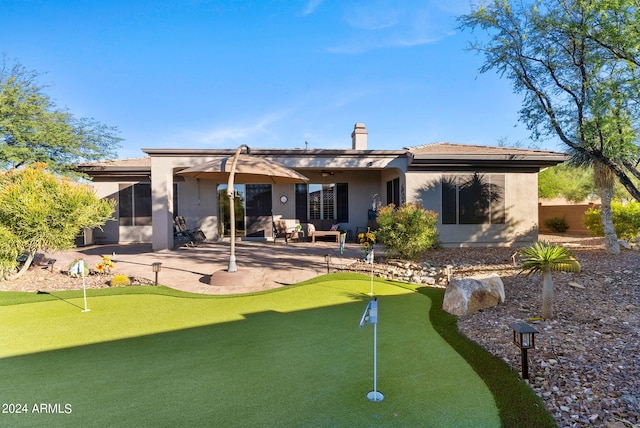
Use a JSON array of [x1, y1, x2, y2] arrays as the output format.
[[36, 291, 84, 310]]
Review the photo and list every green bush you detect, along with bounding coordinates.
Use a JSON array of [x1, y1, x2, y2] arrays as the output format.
[[109, 274, 131, 287], [584, 201, 640, 240], [376, 203, 439, 260], [544, 216, 569, 233]]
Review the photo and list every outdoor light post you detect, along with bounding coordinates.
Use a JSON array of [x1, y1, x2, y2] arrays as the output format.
[[152, 262, 162, 286], [324, 254, 331, 274], [509, 322, 539, 380], [227, 144, 250, 273]]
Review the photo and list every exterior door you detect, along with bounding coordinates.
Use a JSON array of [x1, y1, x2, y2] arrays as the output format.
[[217, 184, 245, 237]]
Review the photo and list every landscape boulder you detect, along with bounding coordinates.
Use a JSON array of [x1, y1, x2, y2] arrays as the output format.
[[442, 273, 505, 316]]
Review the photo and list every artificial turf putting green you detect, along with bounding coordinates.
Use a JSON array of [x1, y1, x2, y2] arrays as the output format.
[[0, 274, 500, 427]]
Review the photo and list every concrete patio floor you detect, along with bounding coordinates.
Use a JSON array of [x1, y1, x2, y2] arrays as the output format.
[[54, 239, 363, 295]]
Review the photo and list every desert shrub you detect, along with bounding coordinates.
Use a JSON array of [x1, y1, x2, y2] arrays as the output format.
[[584, 201, 640, 240], [544, 216, 569, 233], [376, 203, 439, 260], [109, 274, 131, 287]]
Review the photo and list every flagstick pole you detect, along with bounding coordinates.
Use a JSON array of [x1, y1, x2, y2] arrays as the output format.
[[81, 260, 90, 313], [368, 248, 375, 296], [366, 320, 384, 401], [372, 321, 378, 393]]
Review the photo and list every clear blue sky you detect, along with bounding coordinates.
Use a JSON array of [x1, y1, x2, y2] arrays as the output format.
[[1, 0, 563, 159]]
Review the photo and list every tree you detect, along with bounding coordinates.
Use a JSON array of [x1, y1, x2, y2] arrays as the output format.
[[0, 164, 115, 279], [538, 163, 593, 202], [459, 1, 640, 203], [539, 163, 638, 201], [519, 241, 581, 319], [0, 56, 121, 176], [593, 162, 620, 253]]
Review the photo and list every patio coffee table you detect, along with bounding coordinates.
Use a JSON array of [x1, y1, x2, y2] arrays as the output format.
[[311, 231, 341, 243]]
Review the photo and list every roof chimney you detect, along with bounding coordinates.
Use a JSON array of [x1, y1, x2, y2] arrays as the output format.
[[351, 122, 368, 150]]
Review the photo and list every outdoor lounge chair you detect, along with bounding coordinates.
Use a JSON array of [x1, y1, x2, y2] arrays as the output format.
[[273, 219, 302, 244], [173, 216, 206, 247]]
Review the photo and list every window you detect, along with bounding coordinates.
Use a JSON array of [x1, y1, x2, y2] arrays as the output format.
[[442, 174, 505, 225], [245, 184, 271, 217], [295, 183, 348, 222], [386, 178, 400, 206], [119, 183, 152, 226]]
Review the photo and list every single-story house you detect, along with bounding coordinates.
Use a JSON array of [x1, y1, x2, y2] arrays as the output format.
[[77, 123, 566, 250]]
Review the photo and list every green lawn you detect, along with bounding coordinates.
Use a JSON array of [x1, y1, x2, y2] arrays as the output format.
[[0, 274, 554, 427]]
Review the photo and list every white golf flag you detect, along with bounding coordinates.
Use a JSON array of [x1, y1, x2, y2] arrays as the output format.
[[359, 298, 378, 328], [70, 260, 85, 276], [365, 248, 374, 264]]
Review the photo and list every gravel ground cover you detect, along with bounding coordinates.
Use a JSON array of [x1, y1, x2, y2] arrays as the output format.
[[425, 235, 639, 428]]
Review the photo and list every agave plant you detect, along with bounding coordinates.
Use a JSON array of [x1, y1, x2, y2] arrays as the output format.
[[518, 241, 581, 320]]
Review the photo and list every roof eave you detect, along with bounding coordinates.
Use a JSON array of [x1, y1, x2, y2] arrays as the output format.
[[142, 148, 407, 157]]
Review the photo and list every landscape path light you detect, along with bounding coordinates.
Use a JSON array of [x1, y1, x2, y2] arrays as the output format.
[[509, 322, 539, 380], [152, 262, 162, 286]]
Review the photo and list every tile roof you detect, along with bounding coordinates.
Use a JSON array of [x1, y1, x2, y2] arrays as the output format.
[[77, 157, 151, 168], [406, 142, 562, 156]]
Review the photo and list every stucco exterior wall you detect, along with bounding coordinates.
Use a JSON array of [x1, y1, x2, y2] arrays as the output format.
[[177, 177, 219, 241], [88, 181, 154, 244], [406, 171, 539, 247]]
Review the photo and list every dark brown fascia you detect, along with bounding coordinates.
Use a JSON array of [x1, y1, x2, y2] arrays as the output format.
[[74, 165, 151, 181], [407, 152, 567, 171]]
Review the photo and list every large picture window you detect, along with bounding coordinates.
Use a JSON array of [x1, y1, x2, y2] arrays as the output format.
[[442, 174, 505, 225], [119, 183, 152, 226], [295, 183, 348, 222]]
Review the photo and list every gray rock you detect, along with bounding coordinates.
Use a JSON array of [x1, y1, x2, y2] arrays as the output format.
[[422, 276, 436, 285]]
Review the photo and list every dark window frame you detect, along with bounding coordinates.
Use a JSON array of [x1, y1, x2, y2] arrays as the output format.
[[441, 173, 505, 225], [118, 183, 152, 226], [295, 183, 349, 222], [386, 178, 400, 206]]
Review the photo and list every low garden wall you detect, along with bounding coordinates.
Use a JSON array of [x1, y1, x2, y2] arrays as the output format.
[[538, 203, 599, 235]]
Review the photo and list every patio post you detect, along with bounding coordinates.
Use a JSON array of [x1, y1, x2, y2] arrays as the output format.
[[227, 144, 250, 273]]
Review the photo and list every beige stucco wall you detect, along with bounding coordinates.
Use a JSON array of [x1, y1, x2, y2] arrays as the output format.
[[176, 177, 219, 242], [88, 181, 153, 244], [406, 171, 539, 247]]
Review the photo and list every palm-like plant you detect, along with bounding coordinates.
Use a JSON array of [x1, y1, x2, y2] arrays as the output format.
[[519, 242, 581, 320]]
